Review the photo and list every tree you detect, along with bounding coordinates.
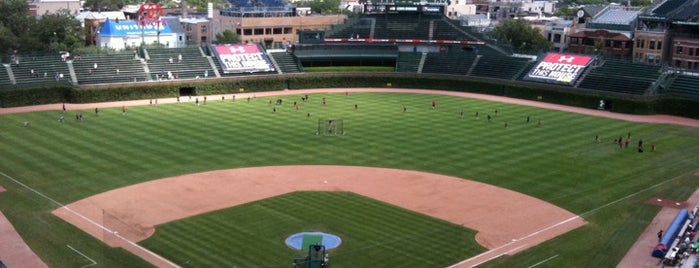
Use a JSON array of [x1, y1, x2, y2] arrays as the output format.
[[215, 30, 241, 44], [300, 0, 340, 14], [31, 9, 84, 52], [493, 19, 552, 54], [0, 0, 34, 53]]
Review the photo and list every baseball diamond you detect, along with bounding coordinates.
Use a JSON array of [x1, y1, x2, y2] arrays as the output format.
[[0, 88, 698, 268]]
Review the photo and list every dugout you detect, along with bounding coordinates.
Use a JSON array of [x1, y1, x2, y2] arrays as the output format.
[[652, 209, 689, 258]]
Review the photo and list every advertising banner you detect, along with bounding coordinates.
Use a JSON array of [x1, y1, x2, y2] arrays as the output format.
[[524, 53, 593, 85], [213, 44, 275, 74]]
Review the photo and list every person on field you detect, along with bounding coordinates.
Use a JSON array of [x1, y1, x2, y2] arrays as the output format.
[[431, 100, 436, 109], [658, 230, 663, 242]]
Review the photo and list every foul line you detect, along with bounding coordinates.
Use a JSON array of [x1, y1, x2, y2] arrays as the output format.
[[527, 254, 558, 268], [0, 171, 181, 268], [66, 245, 97, 268], [579, 169, 695, 218], [449, 169, 697, 267], [447, 215, 581, 268]]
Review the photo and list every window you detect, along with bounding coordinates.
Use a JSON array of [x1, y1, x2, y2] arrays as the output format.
[[649, 41, 655, 50], [273, 28, 282, 34], [689, 48, 694, 56], [201, 25, 207, 33], [236, 29, 242, 35], [657, 41, 661, 50], [284, 27, 293, 34], [243, 29, 252, 35], [265, 28, 271, 35], [553, 34, 561, 43], [254, 28, 263, 35]]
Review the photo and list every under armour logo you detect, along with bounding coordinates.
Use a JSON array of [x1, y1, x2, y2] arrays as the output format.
[[558, 56, 575, 63], [230, 46, 246, 53]]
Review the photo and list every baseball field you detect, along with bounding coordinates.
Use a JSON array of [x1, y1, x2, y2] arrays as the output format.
[[1, 88, 698, 267]]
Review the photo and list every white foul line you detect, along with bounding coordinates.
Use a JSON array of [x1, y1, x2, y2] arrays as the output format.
[[447, 215, 581, 268], [0, 171, 180, 268], [447, 169, 697, 268], [66, 245, 97, 268], [527, 254, 559, 268]]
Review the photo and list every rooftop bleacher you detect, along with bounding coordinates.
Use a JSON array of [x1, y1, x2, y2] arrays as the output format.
[[576, 59, 662, 95], [649, 0, 687, 17], [72, 51, 146, 85], [470, 55, 531, 80], [146, 47, 214, 80]]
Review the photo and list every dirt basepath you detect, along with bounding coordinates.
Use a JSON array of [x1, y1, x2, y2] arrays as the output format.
[[52, 166, 586, 268], [0, 211, 48, 268]]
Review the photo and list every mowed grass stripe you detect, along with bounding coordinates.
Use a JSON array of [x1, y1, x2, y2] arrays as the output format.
[[141, 192, 480, 267], [1, 92, 699, 268]]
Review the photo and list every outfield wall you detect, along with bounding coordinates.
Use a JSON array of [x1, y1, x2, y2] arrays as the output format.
[[1, 73, 698, 119]]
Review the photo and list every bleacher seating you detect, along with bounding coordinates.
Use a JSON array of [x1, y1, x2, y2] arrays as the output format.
[[395, 52, 422, 73], [665, 75, 699, 97], [421, 52, 477, 75], [146, 47, 214, 80], [327, 17, 373, 39], [73, 52, 146, 85], [516, 61, 538, 80], [8, 55, 72, 88], [327, 14, 441, 40], [577, 59, 662, 95], [470, 55, 531, 80], [0, 65, 13, 88], [432, 20, 461, 40], [270, 52, 303, 73], [228, 0, 287, 8]]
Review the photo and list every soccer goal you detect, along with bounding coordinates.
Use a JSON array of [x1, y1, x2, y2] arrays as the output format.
[[317, 119, 344, 136]]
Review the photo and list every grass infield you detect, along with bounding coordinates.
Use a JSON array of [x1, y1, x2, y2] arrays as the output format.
[[0, 92, 698, 267]]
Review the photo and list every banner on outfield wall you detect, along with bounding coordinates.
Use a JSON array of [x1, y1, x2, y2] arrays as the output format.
[[212, 44, 275, 74], [524, 53, 593, 86]]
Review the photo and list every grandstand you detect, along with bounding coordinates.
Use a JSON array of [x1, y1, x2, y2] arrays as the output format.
[[470, 55, 532, 80], [145, 47, 214, 80], [270, 52, 303, 73], [576, 59, 662, 95], [395, 52, 422, 73], [6, 55, 72, 89], [421, 51, 477, 75], [665, 75, 699, 97], [72, 52, 146, 85]]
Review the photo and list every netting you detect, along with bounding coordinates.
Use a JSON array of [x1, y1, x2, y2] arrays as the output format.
[[317, 119, 344, 136]]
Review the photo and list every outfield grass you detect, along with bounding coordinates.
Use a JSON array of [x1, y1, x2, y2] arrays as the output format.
[[0, 91, 698, 267]]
